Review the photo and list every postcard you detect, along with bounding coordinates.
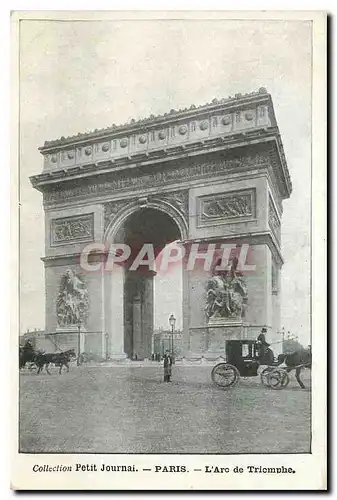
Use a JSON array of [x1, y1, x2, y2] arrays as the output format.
[[11, 9, 327, 490]]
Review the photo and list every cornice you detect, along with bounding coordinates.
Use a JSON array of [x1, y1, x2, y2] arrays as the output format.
[[41, 231, 284, 268], [32, 129, 271, 183], [32, 90, 292, 202], [39, 88, 270, 151], [41, 231, 283, 268], [180, 231, 284, 267], [37, 149, 272, 209], [41, 253, 81, 267], [31, 128, 291, 196]]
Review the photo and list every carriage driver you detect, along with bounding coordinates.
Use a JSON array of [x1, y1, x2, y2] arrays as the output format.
[[256, 327, 272, 362], [257, 327, 270, 347], [23, 339, 34, 353]]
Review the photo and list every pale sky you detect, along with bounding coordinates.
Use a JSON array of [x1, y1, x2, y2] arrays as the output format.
[[19, 18, 312, 345]]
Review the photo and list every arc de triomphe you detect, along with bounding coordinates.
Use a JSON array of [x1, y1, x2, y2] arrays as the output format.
[[30, 88, 291, 359]]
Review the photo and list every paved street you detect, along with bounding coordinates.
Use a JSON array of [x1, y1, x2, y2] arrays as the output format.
[[19, 364, 311, 454]]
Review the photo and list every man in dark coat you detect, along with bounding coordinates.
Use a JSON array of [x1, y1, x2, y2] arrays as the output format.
[[257, 328, 274, 364], [163, 350, 173, 382], [257, 327, 270, 348]]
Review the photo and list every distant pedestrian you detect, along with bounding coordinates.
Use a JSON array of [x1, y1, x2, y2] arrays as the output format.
[[163, 350, 173, 382]]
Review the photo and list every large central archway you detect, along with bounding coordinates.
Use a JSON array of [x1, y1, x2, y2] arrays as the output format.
[[104, 204, 184, 359]]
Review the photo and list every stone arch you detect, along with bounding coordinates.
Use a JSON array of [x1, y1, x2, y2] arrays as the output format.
[[103, 197, 187, 360], [104, 198, 188, 245]]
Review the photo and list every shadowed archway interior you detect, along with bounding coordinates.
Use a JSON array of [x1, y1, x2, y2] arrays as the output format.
[[114, 208, 182, 359]]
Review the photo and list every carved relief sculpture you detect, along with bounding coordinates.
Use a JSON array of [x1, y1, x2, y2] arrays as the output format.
[[51, 214, 94, 245], [205, 264, 248, 321], [56, 270, 89, 327], [159, 191, 189, 218], [104, 200, 131, 229], [198, 189, 255, 226]]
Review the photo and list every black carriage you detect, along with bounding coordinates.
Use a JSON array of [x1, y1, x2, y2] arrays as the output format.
[[211, 340, 289, 390]]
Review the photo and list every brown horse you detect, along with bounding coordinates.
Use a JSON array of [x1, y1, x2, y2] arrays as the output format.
[[277, 348, 311, 389]]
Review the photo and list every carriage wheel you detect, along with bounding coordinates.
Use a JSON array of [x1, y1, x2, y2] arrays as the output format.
[[211, 363, 240, 389], [260, 367, 275, 387], [267, 369, 290, 390]]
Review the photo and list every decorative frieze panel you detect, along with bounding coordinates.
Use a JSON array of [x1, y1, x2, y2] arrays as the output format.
[[197, 189, 256, 227], [268, 196, 281, 244], [44, 153, 269, 206], [51, 214, 94, 245]]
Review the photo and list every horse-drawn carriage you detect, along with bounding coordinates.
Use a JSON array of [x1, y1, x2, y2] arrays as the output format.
[[211, 339, 291, 390], [19, 341, 77, 374]]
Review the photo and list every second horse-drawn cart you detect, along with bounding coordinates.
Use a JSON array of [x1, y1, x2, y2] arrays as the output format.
[[211, 339, 290, 390]]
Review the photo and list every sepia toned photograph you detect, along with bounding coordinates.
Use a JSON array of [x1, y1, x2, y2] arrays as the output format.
[[12, 9, 326, 490]]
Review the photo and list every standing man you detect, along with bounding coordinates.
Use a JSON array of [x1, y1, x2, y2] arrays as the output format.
[[163, 350, 173, 382]]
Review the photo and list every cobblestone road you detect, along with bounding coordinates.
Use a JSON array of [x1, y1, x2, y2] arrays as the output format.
[[19, 364, 311, 454]]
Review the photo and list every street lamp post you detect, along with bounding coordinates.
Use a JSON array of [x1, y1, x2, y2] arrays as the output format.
[[77, 323, 81, 366], [281, 326, 285, 353], [105, 333, 109, 361], [169, 314, 176, 362]]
